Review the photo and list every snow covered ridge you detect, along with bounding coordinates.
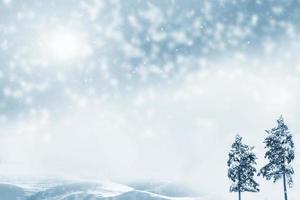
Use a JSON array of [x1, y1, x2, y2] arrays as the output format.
[[0, 178, 205, 200]]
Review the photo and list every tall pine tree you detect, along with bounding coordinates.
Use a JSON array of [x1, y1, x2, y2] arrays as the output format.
[[259, 115, 295, 200], [227, 135, 259, 200]]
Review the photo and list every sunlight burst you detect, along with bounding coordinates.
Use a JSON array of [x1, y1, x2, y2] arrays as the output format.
[[39, 27, 90, 62]]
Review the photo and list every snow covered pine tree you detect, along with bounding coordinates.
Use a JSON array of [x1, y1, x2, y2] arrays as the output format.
[[227, 135, 259, 200], [259, 115, 295, 200]]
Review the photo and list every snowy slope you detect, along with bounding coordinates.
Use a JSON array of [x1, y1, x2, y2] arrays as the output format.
[[128, 181, 198, 197], [0, 183, 26, 200], [0, 179, 205, 200], [101, 190, 204, 200]]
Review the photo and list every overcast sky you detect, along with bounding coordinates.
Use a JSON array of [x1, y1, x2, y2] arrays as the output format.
[[0, 0, 300, 199]]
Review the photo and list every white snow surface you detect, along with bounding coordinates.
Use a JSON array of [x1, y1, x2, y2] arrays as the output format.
[[0, 177, 205, 200]]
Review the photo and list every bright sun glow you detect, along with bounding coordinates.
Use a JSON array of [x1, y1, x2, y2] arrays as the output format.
[[39, 27, 90, 62]]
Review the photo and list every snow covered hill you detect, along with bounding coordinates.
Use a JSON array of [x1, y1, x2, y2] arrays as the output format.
[[0, 183, 26, 200], [128, 181, 198, 197], [0, 178, 204, 200]]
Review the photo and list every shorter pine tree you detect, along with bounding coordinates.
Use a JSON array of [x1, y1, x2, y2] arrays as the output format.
[[227, 135, 259, 200]]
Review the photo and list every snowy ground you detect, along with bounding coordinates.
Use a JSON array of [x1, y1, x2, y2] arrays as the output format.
[[0, 177, 205, 200]]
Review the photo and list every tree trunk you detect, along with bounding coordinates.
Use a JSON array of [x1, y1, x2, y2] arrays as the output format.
[[283, 171, 288, 200], [238, 168, 241, 200]]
